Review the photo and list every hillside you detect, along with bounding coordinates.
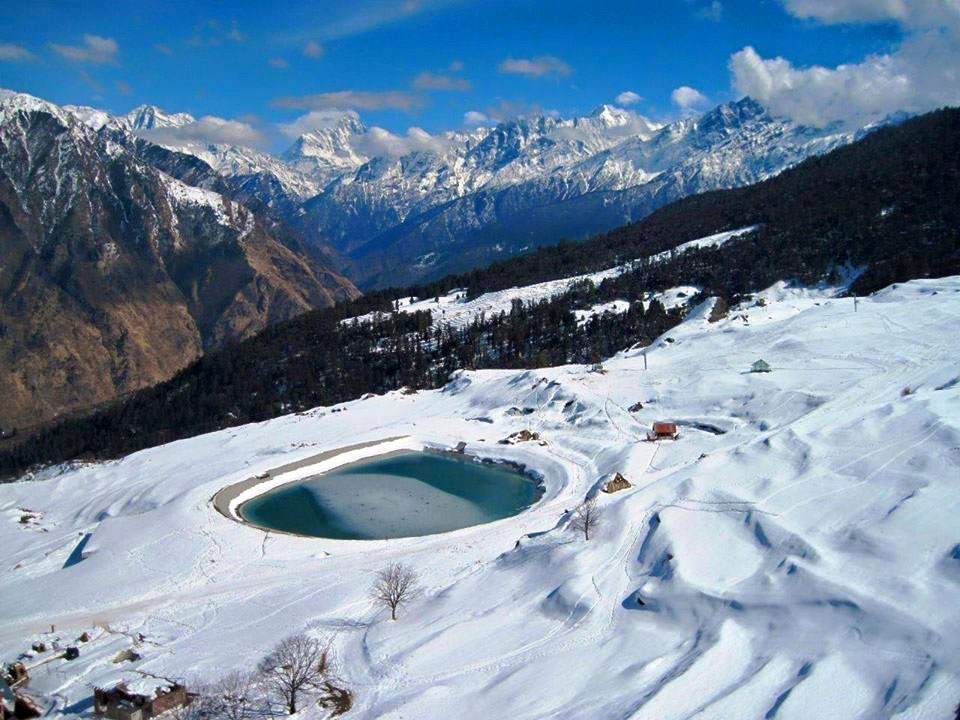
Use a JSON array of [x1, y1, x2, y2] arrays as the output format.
[[1, 107, 957, 478], [1, 276, 958, 718], [0, 91, 358, 432]]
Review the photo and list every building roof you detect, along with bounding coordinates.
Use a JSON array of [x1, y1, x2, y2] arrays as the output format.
[[653, 422, 678, 433]]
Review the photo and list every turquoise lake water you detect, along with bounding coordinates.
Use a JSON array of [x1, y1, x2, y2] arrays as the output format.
[[239, 451, 541, 539]]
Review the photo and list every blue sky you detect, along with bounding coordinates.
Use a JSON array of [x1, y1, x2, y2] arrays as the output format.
[[1, 1, 956, 151]]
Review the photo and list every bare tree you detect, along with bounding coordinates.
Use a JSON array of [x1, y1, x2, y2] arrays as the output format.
[[257, 634, 331, 715], [209, 670, 256, 720], [371, 563, 420, 620], [570, 498, 601, 540], [168, 681, 213, 720]]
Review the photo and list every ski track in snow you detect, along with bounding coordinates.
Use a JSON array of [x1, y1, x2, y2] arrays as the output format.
[[2, 277, 960, 719]]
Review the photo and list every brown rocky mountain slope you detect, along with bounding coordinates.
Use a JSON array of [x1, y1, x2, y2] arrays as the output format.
[[0, 91, 358, 431]]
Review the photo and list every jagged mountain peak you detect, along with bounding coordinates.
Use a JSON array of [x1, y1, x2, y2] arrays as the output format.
[[281, 111, 369, 184], [0, 88, 80, 129], [587, 103, 634, 126], [124, 104, 196, 130]]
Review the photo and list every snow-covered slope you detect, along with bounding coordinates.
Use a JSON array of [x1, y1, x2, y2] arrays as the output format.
[[3, 276, 958, 719]]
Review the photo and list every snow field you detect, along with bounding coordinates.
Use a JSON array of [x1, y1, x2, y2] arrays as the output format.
[[1, 277, 959, 718]]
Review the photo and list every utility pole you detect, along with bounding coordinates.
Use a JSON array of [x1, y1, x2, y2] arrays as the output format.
[[854, 296, 858, 312], [643, 350, 648, 370]]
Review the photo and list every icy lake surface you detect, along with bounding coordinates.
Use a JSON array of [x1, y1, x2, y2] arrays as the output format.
[[240, 451, 540, 539]]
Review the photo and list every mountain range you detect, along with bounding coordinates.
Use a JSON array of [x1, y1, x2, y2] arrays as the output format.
[[64, 95, 879, 288], [0, 87, 896, 430]]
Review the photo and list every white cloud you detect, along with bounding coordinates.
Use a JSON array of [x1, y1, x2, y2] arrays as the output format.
[[727, 0, 960, 127], [303, 41, 324, 59], [187, 19, 245, 47], [154, 43, 173, 56], [732, 26, 960, 126], [139, 116, 264, 148], [448, 60, 464, 72], [0, 43, 36, 62], [413, 71, 470, 91], [349, 126, 450, 157], [114, 80, 132, 96], [615, 90, 642, 106], [696, 1, 724, 21], [268, 57, 289, 69], [671, 85, 709, 111], [498, 55, 571, 78], [277, 110, 358, 138], [272, 90, 424, 112], [463, 110, 489, 126], [782, 0, 960, 30], [49, 34, 118, 64]]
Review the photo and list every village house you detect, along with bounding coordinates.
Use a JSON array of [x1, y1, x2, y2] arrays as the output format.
[[751, 359, 772, 373], [93, 683, 189, 720], [647, 422, 679, 441]]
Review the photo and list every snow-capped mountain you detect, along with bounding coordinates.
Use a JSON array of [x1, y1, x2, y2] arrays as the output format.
[[281, 110, 369, 184], [308, 98, 862, 287], [0, 89, 357, 431], [67, 104, 323, 209], [38, 91, 881, 288]]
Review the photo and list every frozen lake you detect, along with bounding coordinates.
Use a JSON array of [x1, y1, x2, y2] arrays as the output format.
[[239, 451, 541, 539]]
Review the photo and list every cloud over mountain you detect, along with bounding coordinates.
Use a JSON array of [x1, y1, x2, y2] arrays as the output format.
[[138, 115, 264, 147], [729, 0, 960, 127], [348, 126, 450, 157]]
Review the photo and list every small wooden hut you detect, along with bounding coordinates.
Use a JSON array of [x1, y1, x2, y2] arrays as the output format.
[[647, 422, 679, 441]]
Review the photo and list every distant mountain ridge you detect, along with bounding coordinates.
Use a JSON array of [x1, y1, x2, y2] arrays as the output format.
[[0, 89, 358, 430], [50, 93, 881, 288]]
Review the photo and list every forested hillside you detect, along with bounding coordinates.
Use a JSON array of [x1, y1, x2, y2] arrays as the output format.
[[2, 108, 957, 479]]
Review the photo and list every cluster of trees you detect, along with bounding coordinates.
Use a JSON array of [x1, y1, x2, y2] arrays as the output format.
[[2, 108, 958, 478], [0, 273, 683, 477]]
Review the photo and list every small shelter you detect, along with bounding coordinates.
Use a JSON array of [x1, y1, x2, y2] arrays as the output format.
[[93, 683, 189, 720], [647, 422, 679, 441], [750, 359, 772, 373]]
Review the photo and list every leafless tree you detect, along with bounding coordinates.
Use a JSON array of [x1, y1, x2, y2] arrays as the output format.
[[570, 498, 601, 540], [168, 681, 213, 720], [371, 563, 420, 620], [209, 670, 256, 720], [257, 634, 332, 715]]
